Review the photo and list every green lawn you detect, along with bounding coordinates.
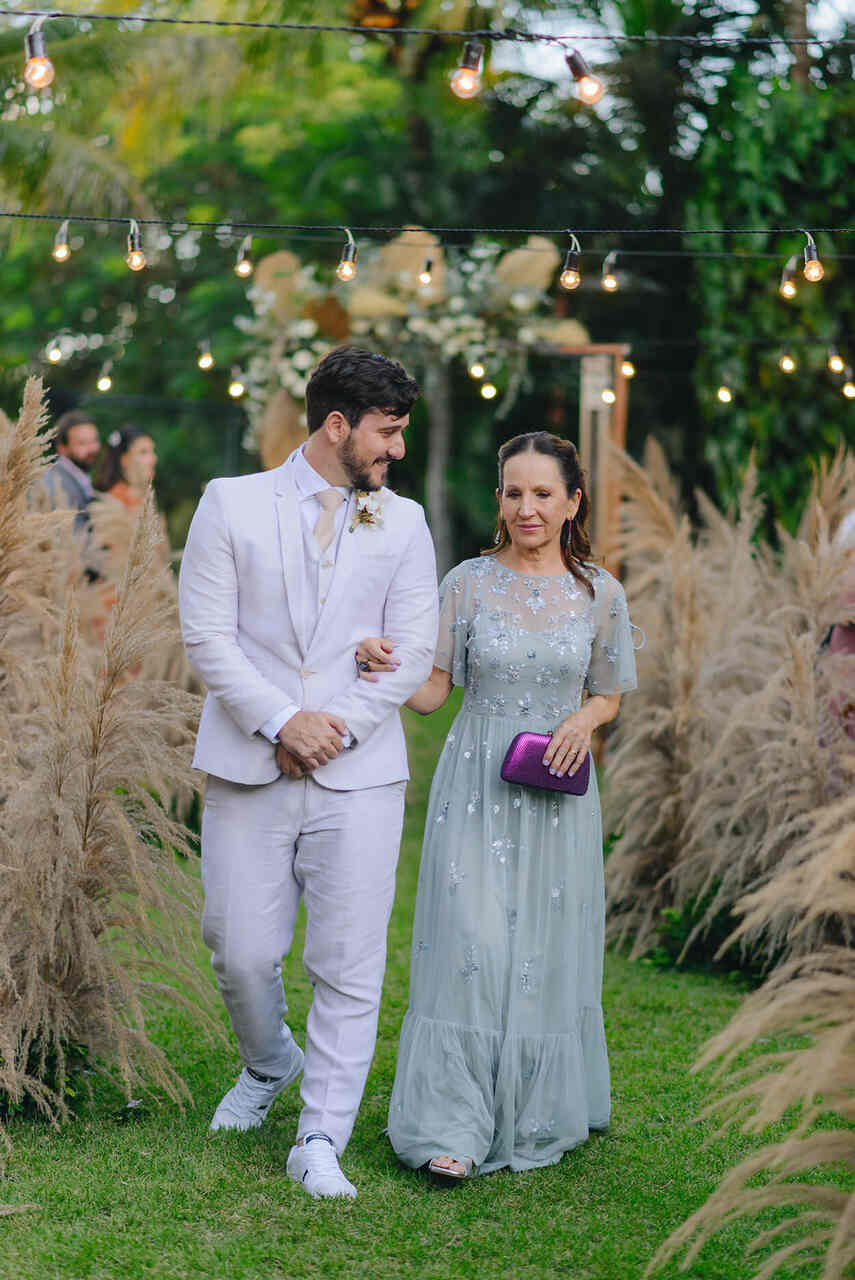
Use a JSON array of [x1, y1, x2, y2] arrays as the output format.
[[0, 694, 795, 1279]]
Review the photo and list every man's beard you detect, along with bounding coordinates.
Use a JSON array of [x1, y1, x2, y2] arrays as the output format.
[[339, 435, 389, 492], [69, 454, 95, 473]]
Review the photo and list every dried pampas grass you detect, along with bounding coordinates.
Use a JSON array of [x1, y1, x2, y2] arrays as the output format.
[[0, 380, 213, 1130], [603, 439, 855, 969]]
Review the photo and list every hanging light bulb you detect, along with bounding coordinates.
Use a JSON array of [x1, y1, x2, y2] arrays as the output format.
[[620, 359, 635, 379], [565, 49, 604, 105], [97, 362, 113, 392], [450, 40, 483, 100], [828, 348, 845, 374], [197, 340, 215, 371], [717, 384, 733, 404], [24, 19, 55, 91], [418, 258, 433, 287], [601, 388, 616, 405], [47, 341, 63, 364], [779, 350, 796, 374], [559, 233, 582, 291], [234, 234, 253, 279], [228, 368, 245, 398], [601, 251, 618, 292], [469, 361, 486, 380], [480, 382, 497, 400], [802, 230, 824, 283], [779, 256, 798, 300], [336, 229, 358, 282], [52, 219, 70, 263], [126, 219, 146, 272], [843, 378, 855, 400]]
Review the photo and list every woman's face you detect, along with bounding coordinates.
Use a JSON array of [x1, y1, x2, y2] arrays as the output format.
[[122, 435, 157, 488], [498, 450, 581, 555]]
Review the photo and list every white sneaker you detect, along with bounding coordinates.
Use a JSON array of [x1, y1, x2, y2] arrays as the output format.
[[210, 1049, 303, 1133], [286, 1133, 357, 1199]]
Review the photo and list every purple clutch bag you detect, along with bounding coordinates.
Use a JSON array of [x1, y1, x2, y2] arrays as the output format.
[[500, 732, 590, 795]]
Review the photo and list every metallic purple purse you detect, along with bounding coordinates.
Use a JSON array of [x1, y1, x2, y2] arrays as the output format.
[[500, 732, 590, 795]]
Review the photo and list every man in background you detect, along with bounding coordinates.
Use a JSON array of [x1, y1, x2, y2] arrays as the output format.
[[38, 409, 102, 578]]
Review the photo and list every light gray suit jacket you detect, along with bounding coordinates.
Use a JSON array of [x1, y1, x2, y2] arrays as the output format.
[[177, 452, 439, 788]]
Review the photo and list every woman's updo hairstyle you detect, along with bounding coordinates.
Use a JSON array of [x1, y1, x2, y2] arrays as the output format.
[[482, 431, 595, 597], [93, 423, 147, 492]]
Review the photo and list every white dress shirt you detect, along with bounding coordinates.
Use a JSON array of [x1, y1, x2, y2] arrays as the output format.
[[259, 447, 352, 745]]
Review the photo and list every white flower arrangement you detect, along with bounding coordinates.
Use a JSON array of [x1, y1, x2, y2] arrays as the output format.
[[237, 234, 588, 451], [350, 490, 384, 531]]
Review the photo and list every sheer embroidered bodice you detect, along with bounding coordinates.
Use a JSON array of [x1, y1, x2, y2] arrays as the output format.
[[437, 557, 636, 728], [388, 556, 637, 1175]]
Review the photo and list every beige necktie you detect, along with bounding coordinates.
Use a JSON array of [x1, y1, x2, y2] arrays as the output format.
[[313, 487, 345, 553]]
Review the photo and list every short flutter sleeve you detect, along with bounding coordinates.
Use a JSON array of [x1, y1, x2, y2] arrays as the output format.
[[434, 562, 471, 687], [584, 571, 638, 696]]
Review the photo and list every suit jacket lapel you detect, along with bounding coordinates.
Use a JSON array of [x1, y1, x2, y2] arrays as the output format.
[[274, 459, 308, 658]]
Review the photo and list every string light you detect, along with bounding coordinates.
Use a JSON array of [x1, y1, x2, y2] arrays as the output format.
[[418, 257, 433, 286], [601, 387, 616, 404], [228, 368, 245, 398], [23, 17, 55, 90], [52, 219, 70, 263], [843, 375, 855, 400], [779, 350, 796, 373], [779, 256, 798, 299], [197, 339, 215, 370], [450, 40, 483, 100], [469, 361, 486, 379], [336, 228, 357, 282], [0, 11, 850, 49], [559, 233, 582, 291], [601, 251, 618, 291], [828, 348, 845, 374], [96, 361, 113, 392], [481, 382, 497, 399], [234, 234, 253, 278], [717, 384, 733, 403], [126, 219, 146, 271], [46, 341, 62, 363], [565, 49, 604, 105], [802, 230, 824, 282], [620, 359, 635, 378]]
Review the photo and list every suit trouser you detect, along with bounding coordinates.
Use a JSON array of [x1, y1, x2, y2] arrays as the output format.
[[201, 772, 406, 1154]]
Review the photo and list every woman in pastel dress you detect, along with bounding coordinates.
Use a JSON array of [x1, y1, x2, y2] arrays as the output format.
[[357, 431, 637, 1179]]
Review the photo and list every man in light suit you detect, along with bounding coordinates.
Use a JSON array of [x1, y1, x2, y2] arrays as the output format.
[[178, 347, 438, 1199]]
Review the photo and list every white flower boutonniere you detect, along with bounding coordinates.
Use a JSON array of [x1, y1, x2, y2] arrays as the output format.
[[350, 490, 384, 532]]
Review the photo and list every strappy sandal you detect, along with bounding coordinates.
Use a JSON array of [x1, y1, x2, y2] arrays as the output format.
[[427, 1155, 475, 1181]]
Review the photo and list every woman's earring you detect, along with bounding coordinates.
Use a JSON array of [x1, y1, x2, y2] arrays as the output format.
[[494, 529, 502, 545]]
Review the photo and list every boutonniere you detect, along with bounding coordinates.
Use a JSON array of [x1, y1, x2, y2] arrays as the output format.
[[350, 490, 384, 532]]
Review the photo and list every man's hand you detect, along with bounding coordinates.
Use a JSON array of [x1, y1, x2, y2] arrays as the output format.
[[277, 711, 348, 770], [275, 743, 308, 778]]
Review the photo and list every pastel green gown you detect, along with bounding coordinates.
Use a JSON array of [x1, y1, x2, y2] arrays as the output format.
[[388, 557, 637, 1174]]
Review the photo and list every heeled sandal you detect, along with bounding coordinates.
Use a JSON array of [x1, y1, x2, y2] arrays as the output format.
[[427, 1155, 476, 1181]]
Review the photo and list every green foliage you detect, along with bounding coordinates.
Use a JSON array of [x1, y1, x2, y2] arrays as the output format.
[[689, 71, 855, 532]]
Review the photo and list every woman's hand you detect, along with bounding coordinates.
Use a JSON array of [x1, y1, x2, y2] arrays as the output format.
[[354, 637, 400, 682], [542, 708, 594, 778]]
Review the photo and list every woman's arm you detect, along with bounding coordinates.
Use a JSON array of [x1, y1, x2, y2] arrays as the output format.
[[543, 693, 622, 777], [354, 639, 452, 715], [406, 665, 453, 715]]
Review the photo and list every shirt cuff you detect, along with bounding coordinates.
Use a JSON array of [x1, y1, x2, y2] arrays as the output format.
[[259, 704, 300, 744]]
